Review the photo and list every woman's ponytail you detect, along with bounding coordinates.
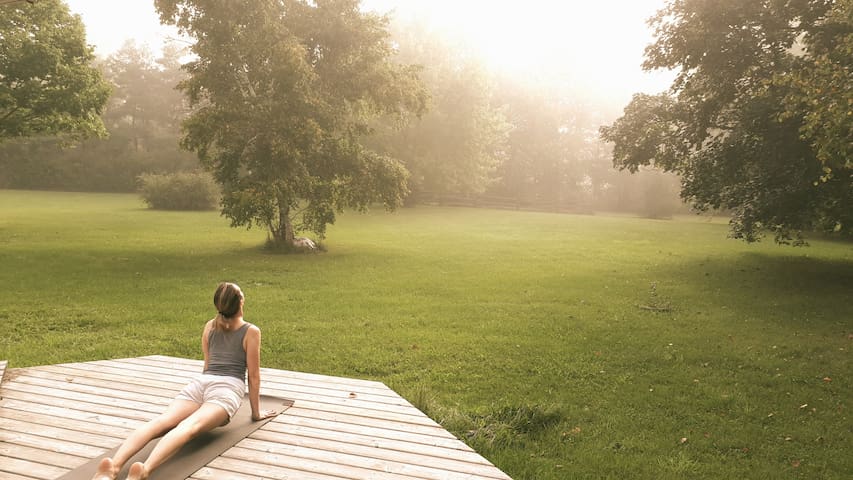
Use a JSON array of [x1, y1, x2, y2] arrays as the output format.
[[213, 282, 242, 330]]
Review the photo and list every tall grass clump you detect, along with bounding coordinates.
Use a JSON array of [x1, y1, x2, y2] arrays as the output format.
[[401, 383, 563, 450], [138, 172, 219, 210]]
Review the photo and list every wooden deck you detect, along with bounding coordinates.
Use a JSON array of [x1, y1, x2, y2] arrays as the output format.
[[0, 355, 512, 480]]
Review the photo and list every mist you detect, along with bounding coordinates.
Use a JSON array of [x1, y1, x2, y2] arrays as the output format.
[[4, 0, 684, 218]]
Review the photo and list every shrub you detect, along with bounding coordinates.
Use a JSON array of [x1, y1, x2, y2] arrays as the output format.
[[403, 385, 565, 450], [138, 172, 219, 210]]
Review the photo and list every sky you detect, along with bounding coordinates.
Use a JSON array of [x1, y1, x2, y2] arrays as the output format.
[[63, 0, 674, 109]]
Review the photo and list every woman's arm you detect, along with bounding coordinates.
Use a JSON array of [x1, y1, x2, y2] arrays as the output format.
[[244, 325, 265, 420], [202, 319, 213, 371]]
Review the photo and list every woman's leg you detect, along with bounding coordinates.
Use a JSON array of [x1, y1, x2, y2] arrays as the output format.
[[126, 403, 229, 480], [91, 399, 200, 480]]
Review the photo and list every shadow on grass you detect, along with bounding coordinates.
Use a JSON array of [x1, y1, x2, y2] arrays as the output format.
[[659, 251, 853, 327], [719, 251, 851, 291]]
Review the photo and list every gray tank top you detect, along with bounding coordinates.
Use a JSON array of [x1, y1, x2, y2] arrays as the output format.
[[203, 322, 251, 381]]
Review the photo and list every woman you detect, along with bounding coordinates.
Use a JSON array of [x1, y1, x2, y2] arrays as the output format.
[[93, 282, 277, 480]]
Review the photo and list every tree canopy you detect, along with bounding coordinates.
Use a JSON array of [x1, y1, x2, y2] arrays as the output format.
[[0, 0, 111, 141], [154, 0, 427, 248], [601, 0, 852, 243]]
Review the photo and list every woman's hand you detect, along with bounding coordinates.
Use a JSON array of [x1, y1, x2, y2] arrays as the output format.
[[252, 409, 278, 422]]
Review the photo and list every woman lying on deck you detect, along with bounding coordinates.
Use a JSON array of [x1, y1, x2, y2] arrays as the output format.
[[92, 282, 278, 480]]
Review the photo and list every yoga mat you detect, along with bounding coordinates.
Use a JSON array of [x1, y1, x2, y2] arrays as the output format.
[[59, 395, 293, 480]]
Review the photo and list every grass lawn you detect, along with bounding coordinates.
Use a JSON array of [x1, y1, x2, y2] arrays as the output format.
[[1, 189, 850, 479]]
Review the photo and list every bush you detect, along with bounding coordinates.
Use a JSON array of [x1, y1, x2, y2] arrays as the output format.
[[402, 384, 565, 450], [138, 172, 219, 210]]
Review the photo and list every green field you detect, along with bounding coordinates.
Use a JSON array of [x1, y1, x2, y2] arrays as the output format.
[[1, 189, 850, 479]]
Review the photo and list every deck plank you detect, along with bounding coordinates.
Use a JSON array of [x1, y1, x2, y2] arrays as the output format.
[[0, 356, 511, 480], [272, 414, 474, 452], [1, 389, 160, 422], [0, 470, 38, 480], [248, 430, 510, 479], [257, 421, 491, 466], [226, 442, 479, 480], [0, 428, 104, 458], [21, 366, 179, 398], [2, 380, 167, 413], [0, 455, 68, 480], [0, 416, 118, 449], [282, 405, 457, 439], [190, 461, 352, 480], [0, 400, 134, 438], [0, 443, 82, 474]]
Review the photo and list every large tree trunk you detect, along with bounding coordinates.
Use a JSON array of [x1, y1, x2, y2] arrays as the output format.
[[283, 214, 294, 244], [268, 202, 295, 249]]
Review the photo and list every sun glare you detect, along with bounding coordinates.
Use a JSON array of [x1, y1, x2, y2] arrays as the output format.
[[64, 0, 672, 104], [365, 0, 671, 102]]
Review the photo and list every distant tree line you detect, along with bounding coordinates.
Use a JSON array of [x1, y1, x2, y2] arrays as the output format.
[[6, 0, 849, 244], [0, 40, 198, 192], [373, 19, 686, 219], [0, 5, 682, 220]]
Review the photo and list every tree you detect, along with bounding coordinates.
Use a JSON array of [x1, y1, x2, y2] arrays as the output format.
[[102, 41, 185, 152], [600, 0, 852, 243], [98, 40, 197, 177], [371, 22, 508, 199], [489, 84, 586, 208], [0, 0, 111, 141], [154, 0, 427, 248], [782, 0, 853, 170]]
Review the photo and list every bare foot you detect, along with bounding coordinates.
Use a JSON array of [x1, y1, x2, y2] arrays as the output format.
[[92, 457, 117, 480], [126, 462, 148, 480]]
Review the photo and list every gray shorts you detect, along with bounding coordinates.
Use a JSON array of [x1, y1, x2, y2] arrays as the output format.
[[175, 374, 245, 419]]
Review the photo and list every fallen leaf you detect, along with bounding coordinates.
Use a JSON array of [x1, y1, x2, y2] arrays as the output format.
[[679, 437, 688, 444], [792, 460, 801, 468], [799, 404, 808, 409], [822, 377, 831, 383]]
